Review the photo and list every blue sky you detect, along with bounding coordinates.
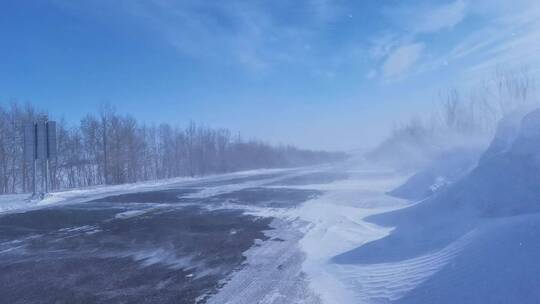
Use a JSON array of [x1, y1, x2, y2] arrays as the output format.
[[1, 0, 539, 150]]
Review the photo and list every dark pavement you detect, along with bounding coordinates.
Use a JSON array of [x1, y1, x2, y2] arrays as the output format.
[[0, 170, 346, 304]]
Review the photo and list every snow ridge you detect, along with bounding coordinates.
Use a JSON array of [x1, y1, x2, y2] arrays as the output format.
[[332, 229, 477, 303]]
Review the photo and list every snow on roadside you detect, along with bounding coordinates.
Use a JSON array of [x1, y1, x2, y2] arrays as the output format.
[[0, 167, 294, 215], [0, 194, 37, 214]]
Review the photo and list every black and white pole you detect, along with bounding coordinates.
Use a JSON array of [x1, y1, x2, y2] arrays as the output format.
[[23, 117, 57, 198]]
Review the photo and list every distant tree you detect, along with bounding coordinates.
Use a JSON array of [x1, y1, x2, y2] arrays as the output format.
[[0, 102, 345, 194]]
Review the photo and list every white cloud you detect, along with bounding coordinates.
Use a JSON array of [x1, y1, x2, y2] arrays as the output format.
[[384, 0, 468, 34], [416, 0, 540, 82], [53, 0, 540, 85], [369, 34, 402, 60], [53, 0, 343, 72], [413, 0, 468, 33], [370, 1, 468, 82], [382, 43, 425, 79]]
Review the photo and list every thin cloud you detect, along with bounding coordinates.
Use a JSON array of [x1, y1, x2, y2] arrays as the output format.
[[53, 0, 344, 72], [371, 1, 468, 82], [371, 0, 540, 85], [382, 43, 425, 80], [52, 0, 540, 85], [420, 0, 540, 83], [129, 0, 346, 71], [384, 0, 468, 34], [412, 0, 468, 33]]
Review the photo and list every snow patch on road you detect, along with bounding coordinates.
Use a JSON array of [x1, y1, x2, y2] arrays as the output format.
[[205, 165, 420, 304], [205, 218, 322, 304], [290, 166, 418, 303], [114, 210, 148, 219]]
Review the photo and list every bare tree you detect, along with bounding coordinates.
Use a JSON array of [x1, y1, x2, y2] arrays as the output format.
[[0, 101, 345, 194]]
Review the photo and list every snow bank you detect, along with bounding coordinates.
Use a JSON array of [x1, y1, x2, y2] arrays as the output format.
[[0, 194, 37, 214], [331, 108, 540, 303], [443, 108, 540, 217], [479, 109, 528, 162], [397, 214, 540, 304], [389, 147, 482, 201]]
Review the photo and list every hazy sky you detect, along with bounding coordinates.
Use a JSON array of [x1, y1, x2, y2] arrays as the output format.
[[1, 0, 540, 151]]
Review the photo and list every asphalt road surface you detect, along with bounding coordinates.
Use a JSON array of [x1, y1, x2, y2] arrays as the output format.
[[0, 168, 347, 304]]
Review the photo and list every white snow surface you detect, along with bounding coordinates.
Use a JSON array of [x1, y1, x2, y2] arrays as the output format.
[[289, 167, 414, 303], [5, 127, 540, 304], [206, 164, 415, 304]]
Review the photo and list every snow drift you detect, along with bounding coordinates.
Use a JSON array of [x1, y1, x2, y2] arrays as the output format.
[[333, 108, 540, 303], [388, 147, 482, 201]]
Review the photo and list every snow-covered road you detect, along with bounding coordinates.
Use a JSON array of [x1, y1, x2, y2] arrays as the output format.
[[4, 162, 495, 304], [0, 164, 363, 303], [204, 163, 413, 303]]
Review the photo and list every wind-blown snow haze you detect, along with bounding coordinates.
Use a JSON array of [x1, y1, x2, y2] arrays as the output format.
[[1, 1, 540, 304]]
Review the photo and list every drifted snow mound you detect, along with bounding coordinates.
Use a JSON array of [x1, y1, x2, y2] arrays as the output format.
[[396, 214, 540, 304], [389, 108, 533, 204], [332, 108, 540, 304], [460, 108, 540, 216], [479, 109, 529, 162], [388, 147, 482, 201]]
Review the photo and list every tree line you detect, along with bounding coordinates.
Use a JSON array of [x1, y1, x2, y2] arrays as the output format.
[[0, 103, 346, 194]]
